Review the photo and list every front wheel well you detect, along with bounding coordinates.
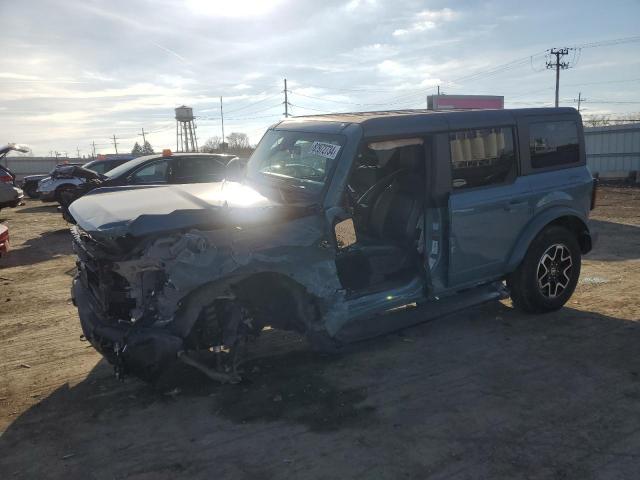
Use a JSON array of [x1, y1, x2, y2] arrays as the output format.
[[547, 215, 592, 254], [231, 272, 319, 333], [175, 272, 321, 341]]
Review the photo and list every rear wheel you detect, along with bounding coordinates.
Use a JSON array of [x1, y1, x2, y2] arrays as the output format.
[[507, 226, 581, 313], [54, 184, 75, 204], [24, 184, 39, 198]]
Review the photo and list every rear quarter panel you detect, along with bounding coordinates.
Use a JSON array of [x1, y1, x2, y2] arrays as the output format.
[[506, 165, 593, 271]]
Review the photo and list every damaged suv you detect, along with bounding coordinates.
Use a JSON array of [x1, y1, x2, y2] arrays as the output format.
[[70, 108, 596, 384]]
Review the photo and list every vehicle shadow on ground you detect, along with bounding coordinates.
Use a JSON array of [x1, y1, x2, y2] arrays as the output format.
[[0, 228, 72, 268], [15, 204, 60, 215], [587, 219, 640, 261], [2, 304, 640, 478]]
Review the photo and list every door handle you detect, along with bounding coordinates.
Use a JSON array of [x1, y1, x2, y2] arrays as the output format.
[[452, 208, 475, 214], [504, 199, 528, 211]]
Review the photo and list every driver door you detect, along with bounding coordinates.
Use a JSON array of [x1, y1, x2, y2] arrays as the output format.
[[128, 159, 171, 185]]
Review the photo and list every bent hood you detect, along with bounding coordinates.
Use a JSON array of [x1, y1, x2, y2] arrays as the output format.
[[69, 181, 314, 240]]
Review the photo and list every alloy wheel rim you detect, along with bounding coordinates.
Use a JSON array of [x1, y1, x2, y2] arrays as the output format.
[[537, 243, 573, 299]]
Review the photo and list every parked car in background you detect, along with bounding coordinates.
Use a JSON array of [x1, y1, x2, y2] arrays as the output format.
[[0, 145, 26, 212], [0, 223, 9, 256], [21, 174, 49, 198], [0, 181, 23, 212], [36, 158, 130, 203], [22, 162, 85, 198], [1, 143, 30, 186], [69, 107, 595, 385], [60, 151, 240, 222], [0, 164, 16, 185]]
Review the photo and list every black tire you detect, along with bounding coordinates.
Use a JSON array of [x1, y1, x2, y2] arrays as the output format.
[[54, 184, 75, 204], [24, 185, 39, 199], [507, 226, 581, 313]]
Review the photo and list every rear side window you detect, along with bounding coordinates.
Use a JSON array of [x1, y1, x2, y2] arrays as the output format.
[[449, 127, 516, 190], [173, 156, 225, 183], [529, 121, 579, 168], [88, 162, 110, 174]]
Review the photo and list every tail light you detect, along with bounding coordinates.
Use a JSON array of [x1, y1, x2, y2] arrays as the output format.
[[590, 178, 598, 210], [0, 226, 9, 254], [0, 174, 13, 183]]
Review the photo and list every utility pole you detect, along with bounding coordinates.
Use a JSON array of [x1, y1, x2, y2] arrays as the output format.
[[220, 96, 225, 144], [575, 92, 585, 112], [140, 127, 147, 145], [91, 141, 96, 159], [283, 78, 289, 118], [112, 135, 119, 154], [76, 146, 81, 158], [546, 48, 570, 107]]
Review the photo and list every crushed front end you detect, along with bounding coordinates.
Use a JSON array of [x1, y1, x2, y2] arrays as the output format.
[[71, 226, 185, 381]]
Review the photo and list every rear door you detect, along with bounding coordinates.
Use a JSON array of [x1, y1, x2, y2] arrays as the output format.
[[447, 125, 533, 286]]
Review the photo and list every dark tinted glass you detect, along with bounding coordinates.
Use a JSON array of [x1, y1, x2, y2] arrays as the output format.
[[173, 156, 225, 183], [449, 127, 516, 190], [529, 121, 579, 168], [87, 162, 109, 174], [130, 159, 170, 184]]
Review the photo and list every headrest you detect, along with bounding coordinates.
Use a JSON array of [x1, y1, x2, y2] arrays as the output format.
[[397, 145, 423, 171]]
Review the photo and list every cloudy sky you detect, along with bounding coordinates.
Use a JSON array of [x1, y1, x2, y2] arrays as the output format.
[[2, 0, 639, 156]]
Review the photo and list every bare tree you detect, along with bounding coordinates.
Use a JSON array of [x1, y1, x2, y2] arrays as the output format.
[[226, 132, 251, 150], [584, 115, 612, 128], [201, 136, 222, 152]]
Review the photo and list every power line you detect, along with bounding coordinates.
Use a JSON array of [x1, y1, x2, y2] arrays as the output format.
[[198, 103, 282, 121], [291, 83, 402, 93], [574, 34, 640, 49], [450, 51, 547, 84], [576, 100, 640, 104], [221, 92, 280, 115]]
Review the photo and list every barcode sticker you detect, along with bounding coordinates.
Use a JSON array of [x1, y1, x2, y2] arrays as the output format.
[[309, 142, 341, 160]]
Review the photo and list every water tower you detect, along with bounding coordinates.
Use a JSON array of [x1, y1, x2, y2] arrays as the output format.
[[175, 105, 198, 152]]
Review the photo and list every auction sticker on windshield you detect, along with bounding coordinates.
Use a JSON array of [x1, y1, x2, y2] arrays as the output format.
[[309, 142, 341, 160]]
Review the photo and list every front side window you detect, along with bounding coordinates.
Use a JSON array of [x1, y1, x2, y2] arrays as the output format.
[[130, 159, 170, 184], [247, 130, 345, 192], [529, 120, 579, 168], [449, 127, 516, 190]]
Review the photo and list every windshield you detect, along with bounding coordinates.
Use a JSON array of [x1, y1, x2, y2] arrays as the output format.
[[247, 130, 345, 193]]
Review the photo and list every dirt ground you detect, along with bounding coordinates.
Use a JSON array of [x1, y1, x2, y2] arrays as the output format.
[[0, 186, 639, 479]]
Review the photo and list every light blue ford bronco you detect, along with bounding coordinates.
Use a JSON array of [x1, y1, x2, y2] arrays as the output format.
[[70, 107, 596, 383]]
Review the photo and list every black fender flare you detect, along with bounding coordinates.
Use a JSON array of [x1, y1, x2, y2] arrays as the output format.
[[506, 206, 591, 273]]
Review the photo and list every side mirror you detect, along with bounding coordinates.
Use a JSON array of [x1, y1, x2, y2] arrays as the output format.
[[226, 157, 247, 182], [334, 218, 357, 249]]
